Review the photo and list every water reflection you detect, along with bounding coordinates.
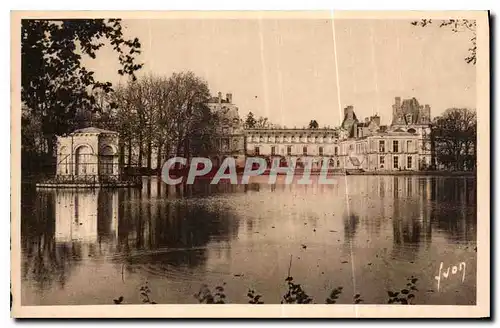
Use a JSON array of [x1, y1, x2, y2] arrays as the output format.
[[21, 181, 241, 293], [21, 176, 477, 305]]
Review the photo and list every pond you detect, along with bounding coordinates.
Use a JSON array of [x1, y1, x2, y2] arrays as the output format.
[[20, 175, 477, 305]]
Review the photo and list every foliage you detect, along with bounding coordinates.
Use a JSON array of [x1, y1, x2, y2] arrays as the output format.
[[247, 289, 264, 304], [309, 120, 319, 129], [114, 276, 420, 305], [140, 282, 157, 304], [432, 108, 476, 171], [255, 116, 270, 129], [387, 276, 418, 305], [194, 283, 227, 304], [244, 111, 257, 129], [353, 293, 364, 304], [244, 111, 276, 129], [21, 19, 143, 160], [281, 276, 313, 304], [95, 72, 222, 168], [113, 296, 124, 304], [411, 19, 477, 65], [325, 286, 343, 304]]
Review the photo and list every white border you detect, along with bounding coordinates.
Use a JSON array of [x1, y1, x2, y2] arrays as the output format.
[[5, 1, 496, 325]]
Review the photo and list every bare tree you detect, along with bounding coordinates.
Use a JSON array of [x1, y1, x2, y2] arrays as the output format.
[[411, 19, 477, 65], [102, 72, 223, 172], [432, 108, 476, 171], [164, 72, 212, 162]]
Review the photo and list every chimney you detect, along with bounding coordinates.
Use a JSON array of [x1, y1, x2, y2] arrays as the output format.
[[226, 93, 232, 103], [218, 92, 222, 104], [395, 96, 401, 107], [344, 105, 354, 119], [371, 115, 381, 126], [423, 104, 431, 122], [424, 104, 430, 115], [365, 117, 369, 124]]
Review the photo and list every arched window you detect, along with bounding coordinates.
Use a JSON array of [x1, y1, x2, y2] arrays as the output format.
[[100, 145, 115, 175], [75, 145, 93, 175]]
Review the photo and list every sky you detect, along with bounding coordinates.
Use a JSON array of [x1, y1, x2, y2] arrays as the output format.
[[86, 18, 477, 128]]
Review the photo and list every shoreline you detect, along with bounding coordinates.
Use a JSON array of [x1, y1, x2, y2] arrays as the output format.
[[21, 170, 476, 186], [344, 170, 476, 176]]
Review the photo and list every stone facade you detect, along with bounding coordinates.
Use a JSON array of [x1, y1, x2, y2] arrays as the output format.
[[121, 94, 433, 172], [207, 92, 246, 167], [242, 96, 433, 171], [244, 128, 342, 169], [56, 127, 120, 178]]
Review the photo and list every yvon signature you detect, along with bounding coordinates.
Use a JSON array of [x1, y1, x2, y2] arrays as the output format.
[[435, 261, 466, 292]]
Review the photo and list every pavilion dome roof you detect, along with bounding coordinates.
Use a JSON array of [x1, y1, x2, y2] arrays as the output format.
[[70, 127, 118, 135]]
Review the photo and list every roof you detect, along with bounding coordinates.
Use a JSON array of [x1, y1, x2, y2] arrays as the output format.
[[372, 131, 418, 137], [70, 127, 118, 135], [244, 128, 339, 134]]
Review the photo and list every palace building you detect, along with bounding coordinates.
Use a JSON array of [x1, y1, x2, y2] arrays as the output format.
[[241, 96, 433, 171], [206, 92, 246, 167], [125, 92, 433, 173]]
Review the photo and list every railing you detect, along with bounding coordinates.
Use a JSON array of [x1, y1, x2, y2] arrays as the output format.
[[47, 174, 100, 185], [38, 174, 143, 187]]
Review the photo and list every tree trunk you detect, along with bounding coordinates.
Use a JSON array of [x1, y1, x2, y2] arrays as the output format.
[[174, 141, 183, 170], [138, 136, 143, 169], [147, 140, 152, 172], [156, 142, 163, 175]]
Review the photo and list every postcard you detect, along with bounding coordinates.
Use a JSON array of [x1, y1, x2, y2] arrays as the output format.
[[11, 10, 490, 318]]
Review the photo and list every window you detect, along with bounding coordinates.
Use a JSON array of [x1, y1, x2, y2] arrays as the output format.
[[334, 147, 338, 155], [393, 156, 399, 169], [222, 138, 230, 150], [101, 156, 114, 175], [379, 140, 385, 153], [379, 156, 385, 165], [407, 140, 413, 153], [319, 147, 324, 156], [393, 140, 399, 153], [271, 146, 276, 156], [337, 160, 340, 167], [407, 156, 412, 169], [255, 146, 260, 155], [303, 146, 308, 155], [287, 146, 292, 156]]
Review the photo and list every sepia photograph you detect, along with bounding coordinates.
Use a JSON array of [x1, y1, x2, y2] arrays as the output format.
[[10, 10, 490, 318]]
